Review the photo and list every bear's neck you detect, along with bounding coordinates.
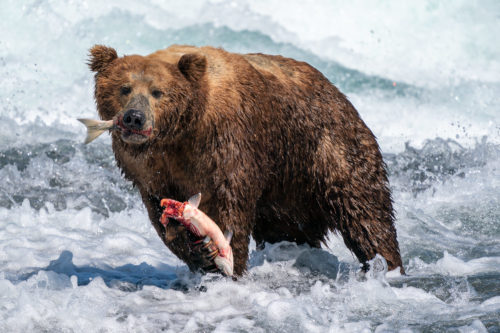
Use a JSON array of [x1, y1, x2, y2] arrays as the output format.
[[112, 129, 210, 201]]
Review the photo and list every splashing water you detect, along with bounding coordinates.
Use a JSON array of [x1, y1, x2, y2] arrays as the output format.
[[1, 0, 499, 331]]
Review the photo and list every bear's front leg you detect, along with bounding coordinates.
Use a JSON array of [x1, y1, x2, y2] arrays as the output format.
[[164, 221, 223, 273]]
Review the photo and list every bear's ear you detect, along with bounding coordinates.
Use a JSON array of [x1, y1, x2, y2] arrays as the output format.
[[88, 45, 118, 73], [178, 53, 207, 82]]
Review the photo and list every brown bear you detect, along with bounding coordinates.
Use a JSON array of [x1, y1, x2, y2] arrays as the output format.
[[88, 44, 404, 276]]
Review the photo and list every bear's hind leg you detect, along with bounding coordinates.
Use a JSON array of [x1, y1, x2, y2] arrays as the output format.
[[322, 188, 404, 273], [311, 129, 404, 273]]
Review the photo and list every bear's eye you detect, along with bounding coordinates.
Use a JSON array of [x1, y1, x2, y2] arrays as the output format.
[[152, 89, 163, 99], [120, 86, 131, 96]]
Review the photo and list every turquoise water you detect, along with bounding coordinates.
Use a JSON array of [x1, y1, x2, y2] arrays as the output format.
[[1, 1, 499, 331]]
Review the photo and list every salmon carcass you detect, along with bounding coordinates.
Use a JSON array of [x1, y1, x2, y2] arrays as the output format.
[[160, 193, 234, 276]]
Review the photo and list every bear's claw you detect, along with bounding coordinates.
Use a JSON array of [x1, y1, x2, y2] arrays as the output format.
[[190, 237, 225, 274]]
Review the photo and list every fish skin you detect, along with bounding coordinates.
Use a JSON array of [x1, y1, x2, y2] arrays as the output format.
[[160, 195, 234, 276]]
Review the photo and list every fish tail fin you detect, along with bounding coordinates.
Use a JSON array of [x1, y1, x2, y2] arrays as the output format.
[[77, 118, 110, 144]]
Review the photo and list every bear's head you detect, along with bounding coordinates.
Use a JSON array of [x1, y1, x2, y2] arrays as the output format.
[[88, 45, 207, 146]]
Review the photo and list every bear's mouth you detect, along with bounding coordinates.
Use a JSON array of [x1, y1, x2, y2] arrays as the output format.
[[116, 117, 153, 144]]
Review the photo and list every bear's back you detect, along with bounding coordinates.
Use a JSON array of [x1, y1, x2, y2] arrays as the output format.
[[148, 45, 245, 87], [148, 45, 325, 97]]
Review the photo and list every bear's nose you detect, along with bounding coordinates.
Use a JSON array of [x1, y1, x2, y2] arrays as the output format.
[[122, 109, 146, 130]]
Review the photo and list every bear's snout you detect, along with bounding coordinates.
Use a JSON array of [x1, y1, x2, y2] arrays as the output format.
[[123, 109, 146, 130], [116, 94, 154, 144]]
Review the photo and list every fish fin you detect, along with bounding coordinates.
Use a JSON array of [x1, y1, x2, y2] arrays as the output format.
[[77, 118, 106, 144], [224, 230, 233, 243], [214, 256, 233, 277], [188, 193, 201, 208], [77, 118, 111, 144], [84, 129, 106, 144]]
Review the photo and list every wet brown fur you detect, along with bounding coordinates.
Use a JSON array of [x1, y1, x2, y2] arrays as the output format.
[[89, 44, 404, 275]]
